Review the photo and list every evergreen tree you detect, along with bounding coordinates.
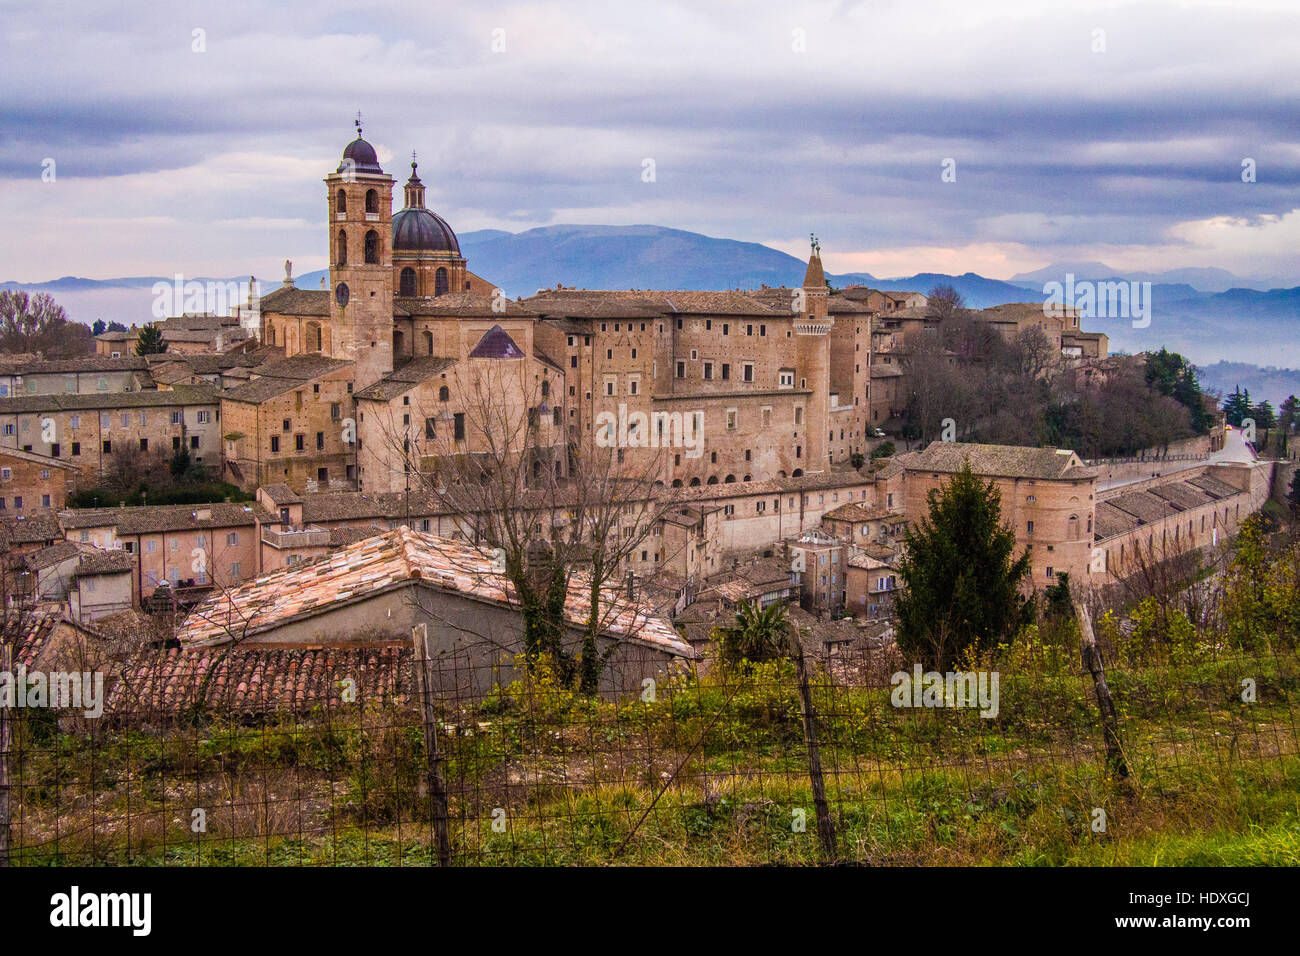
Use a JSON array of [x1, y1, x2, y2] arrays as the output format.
[[1223, 386, 1251, 427], [894, 462, 1032, 669], [135, 324, 166, 355]]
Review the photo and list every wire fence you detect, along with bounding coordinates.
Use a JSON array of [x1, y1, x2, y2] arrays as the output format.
[[2, 619, 1297, 867]]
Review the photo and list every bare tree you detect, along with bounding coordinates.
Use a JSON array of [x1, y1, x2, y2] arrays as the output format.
[[373, 360, 684, 693]]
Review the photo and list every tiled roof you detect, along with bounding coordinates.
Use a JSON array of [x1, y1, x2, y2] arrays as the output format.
[[0, 446, 80, 470], [260, 483, 302, 506], [75, 550, 136, 576], [258, 287, 330, 317], [803, 253, 826, 288], [524, 288, 781, 316], [394, 293, 534, 317], [175, 527, 692, 657], [822, 502, 900, 523], [0, 383, 219, 414], [1149, 481, 1216, 510], [0, 355, 148, 374], [1187, 474, 1243, 499], [105, 646, 410, 718], [59, 501, 272, 534], [1107, 491, 1178, 523], [24, 540, 84, 570], [6, 607, 62, 670], [354, 356, 459, 402], [0, 510, 64, 546], [1095, 502, 1140, 539], [905, 442, 1094, 481]]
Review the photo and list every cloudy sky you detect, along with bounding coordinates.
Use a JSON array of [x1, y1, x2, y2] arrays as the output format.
[[2, 0, 1298, 283]]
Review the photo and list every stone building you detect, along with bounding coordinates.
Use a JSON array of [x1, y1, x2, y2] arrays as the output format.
[[0, 355, 151, 397], [0, 385, 222, 485], [0, 446, 80, 511]]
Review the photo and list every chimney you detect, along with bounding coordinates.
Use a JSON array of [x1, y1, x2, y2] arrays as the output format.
[[625, 569, 635, 600]]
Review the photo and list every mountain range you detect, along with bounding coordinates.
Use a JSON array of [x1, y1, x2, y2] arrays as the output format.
[[6, 223, 1299, 403]]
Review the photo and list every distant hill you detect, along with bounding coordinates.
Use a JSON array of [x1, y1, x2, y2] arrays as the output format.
[[1195, 361, 1300, 408], [6, 224, 1298, 372]]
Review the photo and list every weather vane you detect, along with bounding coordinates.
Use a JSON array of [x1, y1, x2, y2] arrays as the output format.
[[810, 233, 820, 254], [355, 111, 363, 136]]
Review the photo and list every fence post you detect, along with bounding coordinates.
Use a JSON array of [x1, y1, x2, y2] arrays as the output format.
[[1074, 600, 1129, 781], [1, 640, 11, 868], [411, 623, 452, 866], [791, 635, 837, 861]]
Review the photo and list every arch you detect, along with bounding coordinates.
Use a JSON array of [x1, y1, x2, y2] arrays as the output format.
[[743, 474, 751, 482], [439, 385, 450, 401], [707, 476, 719, 485], [365, 189, 378, 214], [435, 267, 449, 296], [689, 477, 701, 487], [777, 470, 787, 479], [364, 230, 380, 264], [336, 229, 348, 266], [1068, 514, 1079, 539], [792, 468, 803, 477], [422, 330, 434, 355], [336, 189, 347, 214], [671, 479, 683, 488], [400, 267, 417, 297], [724, 474, 736, 483]]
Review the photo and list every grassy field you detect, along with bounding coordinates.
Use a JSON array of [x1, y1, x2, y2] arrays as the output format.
[[8, 640, 1299, 866]]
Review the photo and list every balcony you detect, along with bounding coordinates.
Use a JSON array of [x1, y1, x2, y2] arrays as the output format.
[[262, 525, 330, 549]]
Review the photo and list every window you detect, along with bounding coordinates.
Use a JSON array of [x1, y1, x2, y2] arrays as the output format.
[[721, 363, 730, 380], [439, 385, 450, 401], [742, 363, 754, 383], [726, 409, 738, 430], [400, 267, 416, 296], [434, 267, 448, 296], [779, 370, 794, 388], [226, 532, 239, 546], [794, 407, 804, 425], [271, 436, 280, 453], [454, 413, 465, 440], [425, 417, 437, 440], [295, 434, 305, 452], [703, 362, 713, 380], [190, 436, 198, 449], [364, 229, 379, 264], [102, 440, 112, 454], [231, 562, 241, 579], [282, 419, 291, 432], [139, 438, 148, 451], [675, 361, 685, 378]]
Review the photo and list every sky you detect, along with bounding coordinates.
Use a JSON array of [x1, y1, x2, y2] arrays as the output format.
[[2, 0, 1298, 284]]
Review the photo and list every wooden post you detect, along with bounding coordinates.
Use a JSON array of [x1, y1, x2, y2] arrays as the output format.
[[791, 633, 837, 861], [1, 640, 11, 867], [1075, 600, 1129, 780], [412, 624, 452, 866]]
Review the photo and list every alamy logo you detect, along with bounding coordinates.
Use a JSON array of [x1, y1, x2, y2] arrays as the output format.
[[0, 667, 104, 718], [890, 664, 999, 718], [1041, 273, 1152, 328], [594, 404, 704, 458], [151, 273, 260, 318], [49, 886, 152, 936]]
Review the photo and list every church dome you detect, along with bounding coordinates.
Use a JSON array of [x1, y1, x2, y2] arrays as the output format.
[[339, 132, 383, 175], [392, 207, 460, 254]]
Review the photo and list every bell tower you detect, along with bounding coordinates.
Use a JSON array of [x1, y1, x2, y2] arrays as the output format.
[[325, 116, 395, 389], [794, 236, 833, 474]]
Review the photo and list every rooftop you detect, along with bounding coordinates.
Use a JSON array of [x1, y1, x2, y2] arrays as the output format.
[[176, 527, 692, 657], [905, 442, 1095, 481]]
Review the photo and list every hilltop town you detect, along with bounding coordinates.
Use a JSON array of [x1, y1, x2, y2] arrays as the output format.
[[0, 123, 1280, 701]]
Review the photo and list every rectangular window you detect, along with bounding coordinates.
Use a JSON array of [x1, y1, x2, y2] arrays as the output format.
[[703, 362, 713, 380], [454, 413, 465, 440], [295, 434, 305, 451], [742, 364, 754, 383], [721, 363, 730, 380], [102, 440, 112, 454], [675, 362, 685, 378], [271, 436, 280, 453], [316, 431, 325, 450], [197, 410, 210, 424], [227, 532, 239, 546], [171, 411, 182, 425]]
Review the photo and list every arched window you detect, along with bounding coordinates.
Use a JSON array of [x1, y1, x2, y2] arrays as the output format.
[[435, 267, 448, 296], [365, 189, 378, 214], [671, 479, 683, 488], [792, 468, 803, 477], [336, 229, 347, 266], [439, 385, 449, 402], [400, 267, 416, 296], [724, 475, 735, 483], [364, 230, 379, 264], [707, 476, 719, 485], [422, 330, 433, 355], [336, 189, 346, 214]]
